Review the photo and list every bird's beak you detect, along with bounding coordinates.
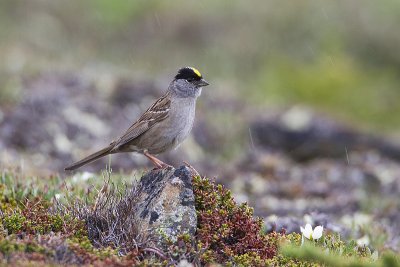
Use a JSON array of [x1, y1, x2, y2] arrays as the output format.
[[198, 78, 209, 87]]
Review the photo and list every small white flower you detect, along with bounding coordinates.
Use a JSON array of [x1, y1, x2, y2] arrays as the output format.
[[300, 223, 324, 240], [72, 171, 94, 183], [177, 259, 193, 267], [357, 235, 370, 246]]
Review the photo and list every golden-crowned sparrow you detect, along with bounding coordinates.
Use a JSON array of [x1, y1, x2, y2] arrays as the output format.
[[65, 67, 209, 171]]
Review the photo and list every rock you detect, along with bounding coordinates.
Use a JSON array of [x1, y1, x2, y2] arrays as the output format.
[[132, 165, 197, 247], [85, 165, 197, 251], [251, 109, 400, 162]]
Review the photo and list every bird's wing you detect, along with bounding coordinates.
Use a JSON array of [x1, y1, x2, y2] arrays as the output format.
[[112, 92, 171, 149]]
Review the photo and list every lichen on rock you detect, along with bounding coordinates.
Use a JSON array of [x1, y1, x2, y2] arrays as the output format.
[[133, 166, 197, 246]]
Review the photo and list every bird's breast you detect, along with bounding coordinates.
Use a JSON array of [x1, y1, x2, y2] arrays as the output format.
[[140, 96, 197, 154], [167, 97, 196, 142]]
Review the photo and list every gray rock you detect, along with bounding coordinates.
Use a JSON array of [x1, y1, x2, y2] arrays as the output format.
[[133, 165, 197, 247], [251, 109, 400, 162], [84, 165, 197, 252]]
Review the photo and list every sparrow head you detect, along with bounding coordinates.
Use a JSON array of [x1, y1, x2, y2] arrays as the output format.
[[175, 67, 209, 87], [170, 67, 209, 98]]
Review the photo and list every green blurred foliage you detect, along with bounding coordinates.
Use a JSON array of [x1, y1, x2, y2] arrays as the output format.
[[1, 0, 400, 132], [283, 244, 400, 267]]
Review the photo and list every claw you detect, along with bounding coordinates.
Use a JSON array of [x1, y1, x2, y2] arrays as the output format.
[[143, 150, 171, 169]]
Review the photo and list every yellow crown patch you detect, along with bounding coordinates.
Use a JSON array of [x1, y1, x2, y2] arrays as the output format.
[[190, 67, 202, 78]]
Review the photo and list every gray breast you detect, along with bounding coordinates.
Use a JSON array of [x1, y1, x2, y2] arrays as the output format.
[[136, 96, 196, 154], [167, 97, 196, 146]]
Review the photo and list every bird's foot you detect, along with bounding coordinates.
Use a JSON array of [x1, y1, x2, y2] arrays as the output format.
[[151, 159, 171, 169], [152, 162, 171, 170], [144, 151, 171, 169]]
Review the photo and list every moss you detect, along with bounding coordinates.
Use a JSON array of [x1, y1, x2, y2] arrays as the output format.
[[2, 213, 26, 234], [64, 217, 88, 239], [230, 252, 268, 266], [0, 198, 72, 236], [0, 183, 21, 212], [266, 254, 320, 267], [0, 237, 26, 255], [0, 237, 49, 256], [193, 175, 279, 265], [68, 235, 125, 260], [67, 236, 139, 265]]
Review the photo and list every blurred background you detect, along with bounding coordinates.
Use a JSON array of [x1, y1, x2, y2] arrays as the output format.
[[1, 0, 400, 252]]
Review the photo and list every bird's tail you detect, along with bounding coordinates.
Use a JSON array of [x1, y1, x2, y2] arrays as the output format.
[[65, 145, 114, 171]]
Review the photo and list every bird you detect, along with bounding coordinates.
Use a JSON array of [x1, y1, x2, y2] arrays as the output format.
[[65, 67, 209, 171]]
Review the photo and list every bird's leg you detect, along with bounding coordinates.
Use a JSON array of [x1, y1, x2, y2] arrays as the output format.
[[143, 150, 169, 169]]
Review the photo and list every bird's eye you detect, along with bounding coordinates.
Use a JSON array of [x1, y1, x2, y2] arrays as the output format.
[[187, 78, 194, 82]]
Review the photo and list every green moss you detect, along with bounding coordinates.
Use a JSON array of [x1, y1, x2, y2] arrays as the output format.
[[68, 236, 93, 251], [0, 237, 25, 255], [286, 233, 303, 246], [63, 216, 88, 239], [0, 183, 20, 212], [281, 244, 389, 267], [0, 237, 49, 256], [230, 252, 268, 266], [49, 214, 63, 232], [2, 199, 64, 235], [2, 213, 26, 234], [68, 236, 119, 259], [266, 254, 320, 267]]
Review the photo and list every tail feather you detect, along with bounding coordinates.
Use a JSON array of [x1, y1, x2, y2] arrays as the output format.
[[65, 145, 113, 171]]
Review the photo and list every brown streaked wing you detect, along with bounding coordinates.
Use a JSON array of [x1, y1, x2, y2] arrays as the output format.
[[112, 92, 171, 149]]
